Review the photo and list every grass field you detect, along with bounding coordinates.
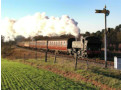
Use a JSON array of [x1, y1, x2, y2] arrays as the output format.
[[2, 47, 121, 90], [16, 57, 121, 90], [1, 58, 98, 90]]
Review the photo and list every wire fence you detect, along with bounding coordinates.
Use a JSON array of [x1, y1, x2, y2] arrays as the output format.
[[15, 48, 116, 70]]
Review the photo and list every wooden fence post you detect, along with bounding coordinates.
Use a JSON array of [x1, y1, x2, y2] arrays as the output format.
[[54, 50, 57, 63], [86, 58, 89, 70], [75, 53, 78, 70], [36, 40, 37, 60], [45, 40, 48, 62], [24, 54, 25, 63]]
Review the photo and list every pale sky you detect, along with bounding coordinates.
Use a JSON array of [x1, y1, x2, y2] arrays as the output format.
[[1, 0, 121, 33]]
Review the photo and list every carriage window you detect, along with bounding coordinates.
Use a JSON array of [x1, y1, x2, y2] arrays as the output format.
[[59, 41, 60, 46], [64, 41, 65, 45], [64, 41, 66, 46]]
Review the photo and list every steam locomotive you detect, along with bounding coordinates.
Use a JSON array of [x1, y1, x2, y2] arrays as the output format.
[[17, 36, 101, 58]]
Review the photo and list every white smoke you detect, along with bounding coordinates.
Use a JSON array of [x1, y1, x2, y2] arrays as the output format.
[[1, 12, 80, 42], [0, 18, 16, 41]]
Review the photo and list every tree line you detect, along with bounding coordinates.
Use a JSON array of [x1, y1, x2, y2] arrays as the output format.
[[84, 24, 121, 52]]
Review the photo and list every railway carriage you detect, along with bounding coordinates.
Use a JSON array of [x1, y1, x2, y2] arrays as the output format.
[[48, 38, 75, 53], [17, 36, 101, 58], [17, 42, 25, 47], [37, 40, 47, 49], [24, 42, 29, 48], [29, 41, 36, 48]]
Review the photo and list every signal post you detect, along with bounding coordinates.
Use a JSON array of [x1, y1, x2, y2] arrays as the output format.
[[95, 5, 110, 68]]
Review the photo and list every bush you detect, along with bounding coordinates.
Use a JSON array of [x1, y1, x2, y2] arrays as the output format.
[[1, 41, 15, 58]]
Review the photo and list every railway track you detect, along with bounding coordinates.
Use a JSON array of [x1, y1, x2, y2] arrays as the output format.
[[56, 53, 114, 66], [16, 46, 114, 67]]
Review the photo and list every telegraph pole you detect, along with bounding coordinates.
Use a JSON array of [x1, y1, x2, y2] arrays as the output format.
[[95, 5, 110, 68]]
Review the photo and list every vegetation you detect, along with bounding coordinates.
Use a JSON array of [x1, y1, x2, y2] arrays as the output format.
[[1, 36, 15, 58], [14, 55, 121, 90], [84, 24, 121, 51], [1, 58, 98, 90]]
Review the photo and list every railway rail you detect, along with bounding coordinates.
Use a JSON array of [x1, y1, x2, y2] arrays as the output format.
[[16, 46, 114, 67]]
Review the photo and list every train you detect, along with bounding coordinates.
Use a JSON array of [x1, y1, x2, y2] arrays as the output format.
[[17, 36, 102, 58]]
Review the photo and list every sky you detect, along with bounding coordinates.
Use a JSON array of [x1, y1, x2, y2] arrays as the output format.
[[1, 0, 121, 33]]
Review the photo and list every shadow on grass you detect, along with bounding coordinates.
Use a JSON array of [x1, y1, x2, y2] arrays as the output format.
[[91, 67, 121, 80]]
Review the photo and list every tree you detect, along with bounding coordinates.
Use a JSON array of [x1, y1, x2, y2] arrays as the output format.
[[84, 32, 90, 36]]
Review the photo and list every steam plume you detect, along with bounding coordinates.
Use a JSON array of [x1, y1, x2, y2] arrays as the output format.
[[1, 12, 80, 42]]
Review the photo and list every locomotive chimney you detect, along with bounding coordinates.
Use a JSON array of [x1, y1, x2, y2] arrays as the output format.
[[78, 33, 81, 41], [75, 33, 80, 41], [75, 37, 78, 41]]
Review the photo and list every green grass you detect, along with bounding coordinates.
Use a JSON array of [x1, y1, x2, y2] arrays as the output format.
[[76, 68, 121, 89], [1, 58, 98, 90], [15, 56, 121, 89]]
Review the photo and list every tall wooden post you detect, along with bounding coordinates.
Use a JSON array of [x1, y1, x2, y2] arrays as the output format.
[[95, 5, 110, 68], [104, 6, 107, 68], [45, 40, 48, 62]]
